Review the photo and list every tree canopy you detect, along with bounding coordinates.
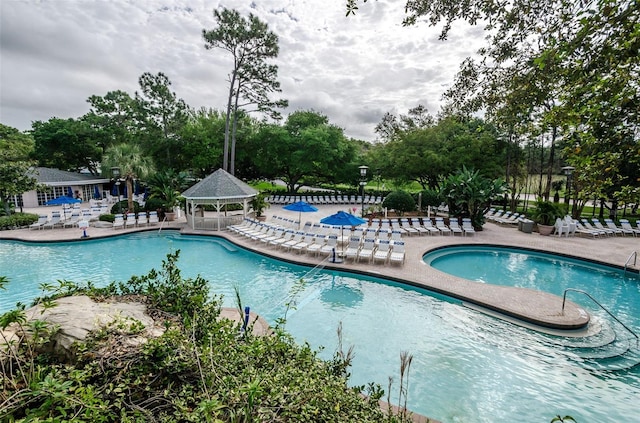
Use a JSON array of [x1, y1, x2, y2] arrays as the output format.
[[0, 124, 38, 215], [203, 7, 287, 175]]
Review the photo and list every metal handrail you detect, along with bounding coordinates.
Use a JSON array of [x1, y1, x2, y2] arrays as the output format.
[[270, 255, 332, 319], [562, 288, 638, 344], [624, 251, 637, 276]]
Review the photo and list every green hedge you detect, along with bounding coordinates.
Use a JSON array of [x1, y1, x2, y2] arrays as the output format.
[[0, 213, 39, 230]]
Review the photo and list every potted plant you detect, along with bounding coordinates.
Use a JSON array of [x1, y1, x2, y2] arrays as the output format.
[[151, 186, 182, 221], [250, 193, 269, 221], [530, 199, 566, 235]]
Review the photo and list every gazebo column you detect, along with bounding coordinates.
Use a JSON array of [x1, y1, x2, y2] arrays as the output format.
[[216, 200, 222, 231]]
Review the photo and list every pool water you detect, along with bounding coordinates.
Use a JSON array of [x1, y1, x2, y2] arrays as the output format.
[[425, 245, 640, 328], [1, 233, 638, 423]]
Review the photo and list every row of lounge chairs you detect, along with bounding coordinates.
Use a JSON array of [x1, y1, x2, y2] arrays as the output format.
[[112, 211, 159, 229], [228, 218, 406, 265], [267, 194, 383, 206], [368, 217, 476, 236], [556, 216, 640, 238], [29, 209, 102, 230], [486, 208, 640, 238], [485, 209, 525, 225]]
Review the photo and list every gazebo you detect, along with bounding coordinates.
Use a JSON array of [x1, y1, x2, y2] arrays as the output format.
[[182, 168, 258, 231]]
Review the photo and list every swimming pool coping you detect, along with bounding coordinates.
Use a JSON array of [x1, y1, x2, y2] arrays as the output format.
[[4, 207, 638, 331]]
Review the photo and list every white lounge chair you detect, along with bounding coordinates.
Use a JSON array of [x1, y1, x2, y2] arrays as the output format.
[[574, 221, 601, 238], [435, 218, 451, 235], [148, 211, 159, 225], [389, 241, 405, 265], [290, 233, 314, 253], [124, 212, 137, 228], [448, 220, 464, 236], [261, 228, 284, 244], [602, 219, 625, 236], [43, 211, 62, 229], [319, 235, 339, 256], [619, 219, 639, 236], [137, 212, 149, 227], [251, 226, 275, 242], [282, 231, 306, 250], [462, 218, 476, 236], [420, 219, 440, 235], [373, 239, 391, 264], [306, 234, 326, 256], [63, 213, 81, 228], [400, 218, 419, 236], [344, 236, 361, 261], [581, 219, 610, 236], [357, 238, 375, 263], [29, 215, 49, 230], [592, 218, 618, 236], [270, 230, 294, 248], [112, 214, 125, 229]]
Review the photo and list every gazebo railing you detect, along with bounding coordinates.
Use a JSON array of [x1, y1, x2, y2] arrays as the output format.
[[186, 214, 245, 231]]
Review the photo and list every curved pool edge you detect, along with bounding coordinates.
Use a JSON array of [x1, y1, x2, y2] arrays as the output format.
[[0, 226, 591, 331], [182, 230, 591, 331]]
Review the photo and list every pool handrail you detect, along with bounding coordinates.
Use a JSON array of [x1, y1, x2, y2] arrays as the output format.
[[562, 288, 638, 345], [624, 251, 637, 277]]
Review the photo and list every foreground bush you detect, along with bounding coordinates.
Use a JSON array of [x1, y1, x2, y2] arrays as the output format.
[[0, 212, 38, 230], [1, 252, 413, 422]]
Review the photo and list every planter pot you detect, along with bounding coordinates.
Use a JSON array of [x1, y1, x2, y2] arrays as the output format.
[[165, 212, 176, 221], [537, 224, 554, 236]]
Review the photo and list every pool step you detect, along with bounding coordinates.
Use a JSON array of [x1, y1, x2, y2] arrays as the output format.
[[580, 348, 640, 372], [565, 326, 640, 371]]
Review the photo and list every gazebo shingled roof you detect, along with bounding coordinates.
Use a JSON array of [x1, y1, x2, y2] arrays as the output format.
[[182, 168, 258, 200], [182, 168, 258, 230]]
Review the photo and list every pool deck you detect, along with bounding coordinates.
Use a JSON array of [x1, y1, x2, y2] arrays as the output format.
[[3, 204, 639, 331]]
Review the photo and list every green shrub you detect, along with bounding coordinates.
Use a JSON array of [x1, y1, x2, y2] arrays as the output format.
[[143, 197, 164, 212], [99, 214, 115, 223], [110, 200, 141, 214], [0, 212, 39, 230], [382, 191, 416, 216]]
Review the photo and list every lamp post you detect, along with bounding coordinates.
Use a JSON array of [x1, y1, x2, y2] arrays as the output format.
[[110, 167, 122, 204], [561, 166, 575, 213], [359, 165, 368, 218]]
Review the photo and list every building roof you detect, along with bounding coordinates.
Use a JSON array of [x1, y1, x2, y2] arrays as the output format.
[[30, 167, 109, 186], [182, 168, 258, 200]]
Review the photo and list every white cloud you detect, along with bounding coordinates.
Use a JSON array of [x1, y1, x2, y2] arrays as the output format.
[[0, 0, 485, 141]]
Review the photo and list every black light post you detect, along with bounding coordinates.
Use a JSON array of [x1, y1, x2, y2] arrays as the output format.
[[359, 165, 368, 217], [110, 167, 121, 201]]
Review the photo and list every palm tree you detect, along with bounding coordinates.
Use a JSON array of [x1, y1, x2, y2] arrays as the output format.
[[102, 144, 154, 212]]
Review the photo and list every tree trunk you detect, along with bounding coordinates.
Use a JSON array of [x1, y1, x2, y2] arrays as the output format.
[[544, 126, 557, 201], [230, 87, 241, 176], [223, 71, 238, 173], [127, 177, 134, 212]]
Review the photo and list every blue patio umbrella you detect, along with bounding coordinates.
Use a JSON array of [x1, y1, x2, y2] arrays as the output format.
[[111, 184, 119, 196], [93, 185, 101, 200], [45, 196, 81, 218], [134, 180, 141, 195], [320, 210, 367, 227], [320, 211, 367, 262], [283, 201, 318, 228], [67, 186, 74, 198]]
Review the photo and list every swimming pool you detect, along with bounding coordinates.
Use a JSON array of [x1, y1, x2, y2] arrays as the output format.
[[1, 233, 638, 422]]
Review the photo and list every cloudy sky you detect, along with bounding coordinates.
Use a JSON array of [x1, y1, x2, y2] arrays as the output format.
[[0, 0, 485, 141]]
